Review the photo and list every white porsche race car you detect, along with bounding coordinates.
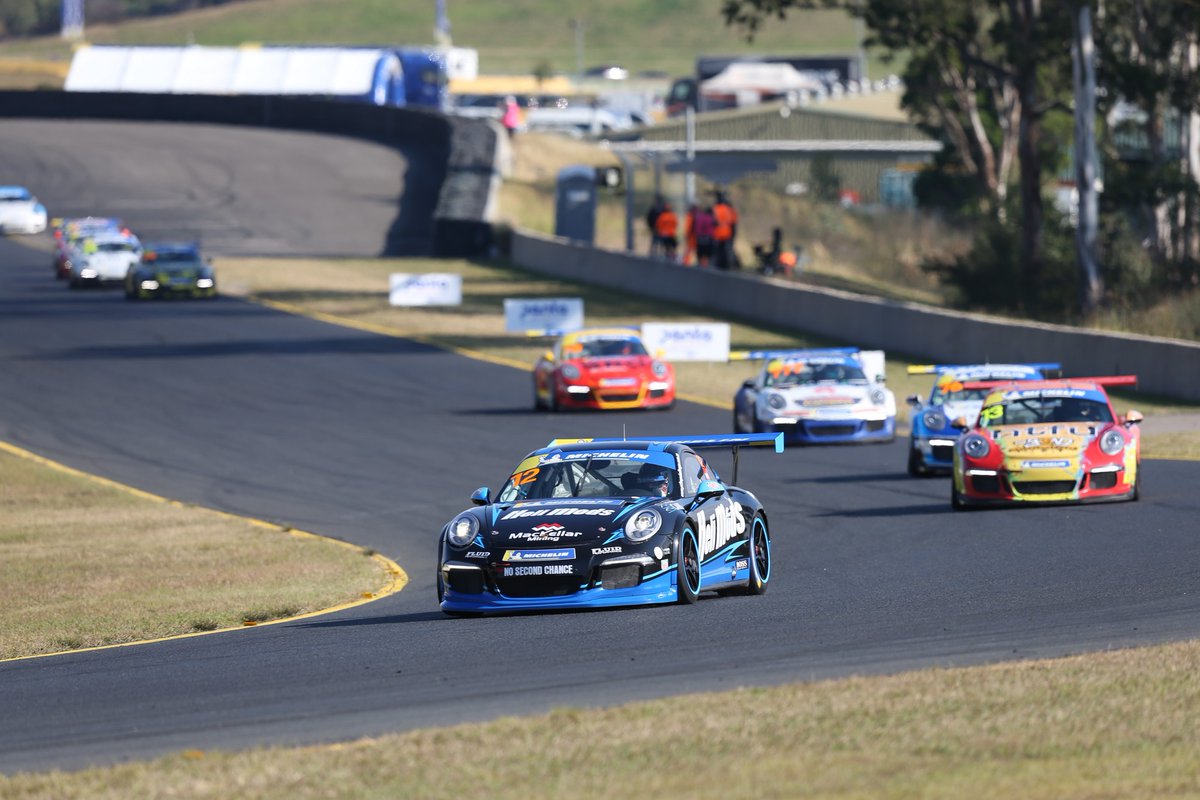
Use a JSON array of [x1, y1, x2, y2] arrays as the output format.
[[0, 186, 48, 234], [732, 348, 897, 444]]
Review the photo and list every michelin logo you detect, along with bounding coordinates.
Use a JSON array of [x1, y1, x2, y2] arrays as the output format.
[[503, 549, 575, 562]]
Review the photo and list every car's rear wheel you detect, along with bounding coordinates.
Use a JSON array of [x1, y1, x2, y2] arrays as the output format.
[[676, 527, 701, 604], [744, 515, 770, 595]]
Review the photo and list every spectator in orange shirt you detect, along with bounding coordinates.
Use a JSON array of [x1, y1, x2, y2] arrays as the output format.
[[655, 202, 679, 261], [712, 192, 738, 270], [682, 204, 698, 265]]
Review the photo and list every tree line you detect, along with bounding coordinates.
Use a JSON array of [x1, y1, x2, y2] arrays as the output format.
[[723, 0, 1200, 321], [0, 0, 240, 38]]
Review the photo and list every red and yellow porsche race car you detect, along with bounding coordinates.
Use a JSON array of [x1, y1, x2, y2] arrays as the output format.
[[533, 328, 676, 412], [951, 376, 1143, 509]]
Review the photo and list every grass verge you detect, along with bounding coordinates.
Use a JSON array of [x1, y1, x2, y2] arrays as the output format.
[[4, 639, 1198, 798], [215, 255, 1200, 458], [0, 444, 398, 661]]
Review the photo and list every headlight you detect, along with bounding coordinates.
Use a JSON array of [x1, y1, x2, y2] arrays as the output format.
[[446, 514, 479, 547], [962, 434, 991, 459], [1099, 429, 1125, 456], [870, 388, 886, 405], [651, 360, 668, 377], [196, 278, 215, 289], [766, 393, 786, 410], [624, 509, 662, 542], [922, 409, 947, 430], [560, 364, 580, 380]]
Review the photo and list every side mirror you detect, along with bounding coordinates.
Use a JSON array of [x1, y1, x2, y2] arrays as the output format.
[[742, 378, 755, 389], [950, 416, 970, 431], [876, 374, 887, 384], [542, 351, 555, 363], [1123, 409, 1143, 426], [906, 394, 920, 406], [469, 486, 490, 506], [654, 348, 667, 359], [696, 479, 725, 498]]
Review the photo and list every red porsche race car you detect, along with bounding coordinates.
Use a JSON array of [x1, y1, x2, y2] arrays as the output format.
[[533, 327, 676, 411], [951, 375, 1143, 509]]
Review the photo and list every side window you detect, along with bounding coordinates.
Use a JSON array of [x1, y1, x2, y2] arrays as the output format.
[[680, 453, 704, 496], [686, 453, 710, 496]]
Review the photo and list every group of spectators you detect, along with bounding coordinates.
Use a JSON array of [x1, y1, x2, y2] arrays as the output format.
[[645, 192, 739, 269]]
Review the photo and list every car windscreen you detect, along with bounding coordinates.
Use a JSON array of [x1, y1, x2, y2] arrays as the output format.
[[97, 242, 138, 253], [980, 396, 1114, 426], [149, 252, 198, 263], [0, 191, 31, 202], [498, 453, 678, 501], [565, 337, 648, 358], [930, 386, 993, 405], [765, 362, 866, 387]]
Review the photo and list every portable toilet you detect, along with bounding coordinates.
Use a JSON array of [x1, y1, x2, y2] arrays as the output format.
[[554, 165, 596, 245]]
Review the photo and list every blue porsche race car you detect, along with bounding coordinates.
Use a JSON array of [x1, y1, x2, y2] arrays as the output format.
[[437, 433, 782, 615], [905, 362, 1060, 476]]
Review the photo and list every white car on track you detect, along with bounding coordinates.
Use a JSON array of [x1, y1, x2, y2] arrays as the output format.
[[67, 230, 143, 288], [732, 348, 897, 444], [0, 186, 48, 234]]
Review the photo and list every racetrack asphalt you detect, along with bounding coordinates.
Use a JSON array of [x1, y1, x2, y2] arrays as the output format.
[[2, 121, 1200, 774]]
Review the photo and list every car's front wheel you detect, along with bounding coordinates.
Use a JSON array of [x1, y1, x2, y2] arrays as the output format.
[[744, 514, 770, 595], [951, 483, 966, 511], [907, 448, 925, 477], [676, 527, 701, 604]]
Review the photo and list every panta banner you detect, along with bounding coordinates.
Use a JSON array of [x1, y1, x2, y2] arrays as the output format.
[[640, 322, 731, 362], [504, 297, 584, 333], [389, 273, 462, 306]]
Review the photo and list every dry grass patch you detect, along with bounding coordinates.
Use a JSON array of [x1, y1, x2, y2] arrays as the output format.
[[5, 640, 1199, 798], [0, 450, 389, 660]]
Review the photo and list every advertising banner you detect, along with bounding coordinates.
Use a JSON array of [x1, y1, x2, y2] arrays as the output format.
[[389, 273, 462, 306], [641, 322, 731, 361], [504, 297, 584, 333]]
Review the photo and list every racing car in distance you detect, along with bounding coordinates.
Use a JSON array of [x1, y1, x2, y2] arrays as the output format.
[[66, 228, 143, 288], [906, 362, 1060, 476], [0, 186, 48, 234], [125, 242, 217, 300], [437, 433, 782, 614], [732, 348, 896, 444], [532, 327, 675, 411], [952, 375, 1142, 509], [52, 217, 125, 279]]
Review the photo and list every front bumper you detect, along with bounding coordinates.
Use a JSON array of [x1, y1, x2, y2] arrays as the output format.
[[956, 463, 1137, 505], [556, 381, 674, 410], [767, 415, 895, 444], [910, 435, 959, 470]]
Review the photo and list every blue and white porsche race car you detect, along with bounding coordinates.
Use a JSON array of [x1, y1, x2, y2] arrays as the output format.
[[905, 362, 1060, 475], [437, 433, 782, 614], [732, 348, 896, 444]]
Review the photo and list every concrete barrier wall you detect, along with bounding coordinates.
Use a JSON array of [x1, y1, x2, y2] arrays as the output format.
[[512, 229, 1200, 402]]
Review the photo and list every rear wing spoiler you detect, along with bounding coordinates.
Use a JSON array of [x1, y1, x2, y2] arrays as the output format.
[[907, 362, 1061, 377], [961, 375, 1137, 390], [729, 347, 858, 362], [548, 433, 783, 485]]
